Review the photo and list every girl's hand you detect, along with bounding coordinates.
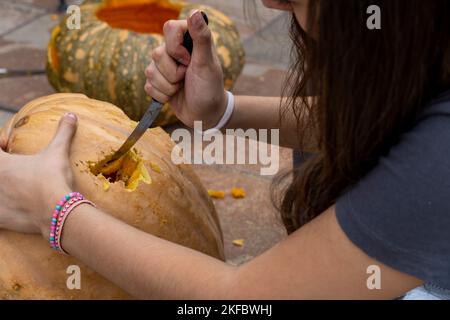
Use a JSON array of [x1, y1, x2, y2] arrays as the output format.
[[144, 10, 228, 129], [0, 113, 77, 237]]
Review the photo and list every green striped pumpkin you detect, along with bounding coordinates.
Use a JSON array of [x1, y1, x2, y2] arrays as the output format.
[[47, 0, 245, 126]]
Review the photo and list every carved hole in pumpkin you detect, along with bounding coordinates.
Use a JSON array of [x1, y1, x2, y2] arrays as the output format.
[[95, 0, 182, 35], [89, 149, 151, 191]]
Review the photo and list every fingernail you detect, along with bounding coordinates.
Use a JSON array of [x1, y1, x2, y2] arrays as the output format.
[[178, 58, 189, 66], [190, 9, 200, 18], [64, 113, 77, 122], [191, 10, 203, 28]]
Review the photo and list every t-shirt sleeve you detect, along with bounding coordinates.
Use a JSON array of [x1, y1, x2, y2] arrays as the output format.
[[335, 102, 450, 288]]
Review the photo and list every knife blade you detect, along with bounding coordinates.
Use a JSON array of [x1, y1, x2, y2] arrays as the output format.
[[107, 99, 164, 163], [107, 12, 209, 164]]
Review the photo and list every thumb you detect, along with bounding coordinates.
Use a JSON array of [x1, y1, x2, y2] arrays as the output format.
[[46, 113, 78, 156], [187, 10, 214, 66]]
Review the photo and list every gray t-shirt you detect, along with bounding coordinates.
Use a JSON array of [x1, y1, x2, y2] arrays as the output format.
[[336, 90, 450, 289]]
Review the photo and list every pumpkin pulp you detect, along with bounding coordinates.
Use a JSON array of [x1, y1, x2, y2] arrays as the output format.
[[89, 149, 151, 191], [96, 0, 182, 34]]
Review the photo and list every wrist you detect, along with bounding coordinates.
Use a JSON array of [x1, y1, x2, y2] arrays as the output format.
[[203, 90, 229, 130], [39, 184, 73, 237]]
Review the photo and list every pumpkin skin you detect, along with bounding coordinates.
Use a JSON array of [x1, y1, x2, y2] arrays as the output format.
[[0, 93, 224, 299], [46, 0, 245, 127]]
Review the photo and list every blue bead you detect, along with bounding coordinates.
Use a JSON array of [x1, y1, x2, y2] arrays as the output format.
[[52, 218, 57, 222], [65, 194, 70, 200], [49, 237, 55, 241]]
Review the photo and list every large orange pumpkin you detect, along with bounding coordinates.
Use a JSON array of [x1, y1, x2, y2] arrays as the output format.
[[0, 93, 224, 299], [47, 0, 245, 126]]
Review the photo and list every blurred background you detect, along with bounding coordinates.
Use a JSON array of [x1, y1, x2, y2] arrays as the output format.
[[0, 0, 294, 264]]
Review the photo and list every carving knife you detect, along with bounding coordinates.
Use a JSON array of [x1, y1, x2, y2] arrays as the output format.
[[107, 12, 209, 164]]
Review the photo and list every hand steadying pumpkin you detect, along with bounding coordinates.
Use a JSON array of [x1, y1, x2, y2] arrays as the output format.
[[145, 10, 228, 129], [0, 113, 76, 235]]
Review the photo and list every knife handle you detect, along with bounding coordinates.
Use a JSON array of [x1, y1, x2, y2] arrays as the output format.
[[182, 11, 209, 56]]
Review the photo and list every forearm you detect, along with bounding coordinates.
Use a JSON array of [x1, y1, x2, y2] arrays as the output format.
[[61, 204, 236, 299], [225, 95, 314, 150], [53, 203, 419, 300], [225, 96, 283, 130]]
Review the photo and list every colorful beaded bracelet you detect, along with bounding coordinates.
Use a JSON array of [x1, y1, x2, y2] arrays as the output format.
[[49, 192, 95, 255]]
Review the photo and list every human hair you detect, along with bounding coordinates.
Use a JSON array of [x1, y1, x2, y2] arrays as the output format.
[[273, 0, 450, 233]]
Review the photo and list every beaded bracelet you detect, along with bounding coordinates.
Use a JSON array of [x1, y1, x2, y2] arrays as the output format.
[[49, 192, 95, 255]]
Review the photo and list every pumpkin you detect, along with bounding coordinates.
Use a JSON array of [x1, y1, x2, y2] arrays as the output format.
[[46, 0, 245, 127], [0, 93, 224, 299]]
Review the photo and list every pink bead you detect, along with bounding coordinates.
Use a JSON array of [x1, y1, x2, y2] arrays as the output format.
[[58, 201, 64, 206]]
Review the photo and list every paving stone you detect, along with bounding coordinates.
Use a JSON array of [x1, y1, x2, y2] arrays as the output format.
[[3, 13, 60, 50], [0, 39, 53, 111], [0, 75, 54, 112], [0, 38, 47, 69], [243, 12, 292, 68], [15, 0, 83, 11], [0, 109, 14, 127], [0, 1, 46, 37], [233, 66, 288, 97], [14, 0, 57, 10], [240, 62, 273, 78], [193, 164, 287, 261]]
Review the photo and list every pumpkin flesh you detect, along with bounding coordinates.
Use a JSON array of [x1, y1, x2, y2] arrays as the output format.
[[90, 149, 152, 191], [96, 0, 182, 34]]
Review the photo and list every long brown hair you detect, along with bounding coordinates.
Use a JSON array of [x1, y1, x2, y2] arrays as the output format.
[[274, 0, 450, 233]]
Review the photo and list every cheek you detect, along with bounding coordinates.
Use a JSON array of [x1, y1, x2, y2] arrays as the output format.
[[292, 2, 310, 32]]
